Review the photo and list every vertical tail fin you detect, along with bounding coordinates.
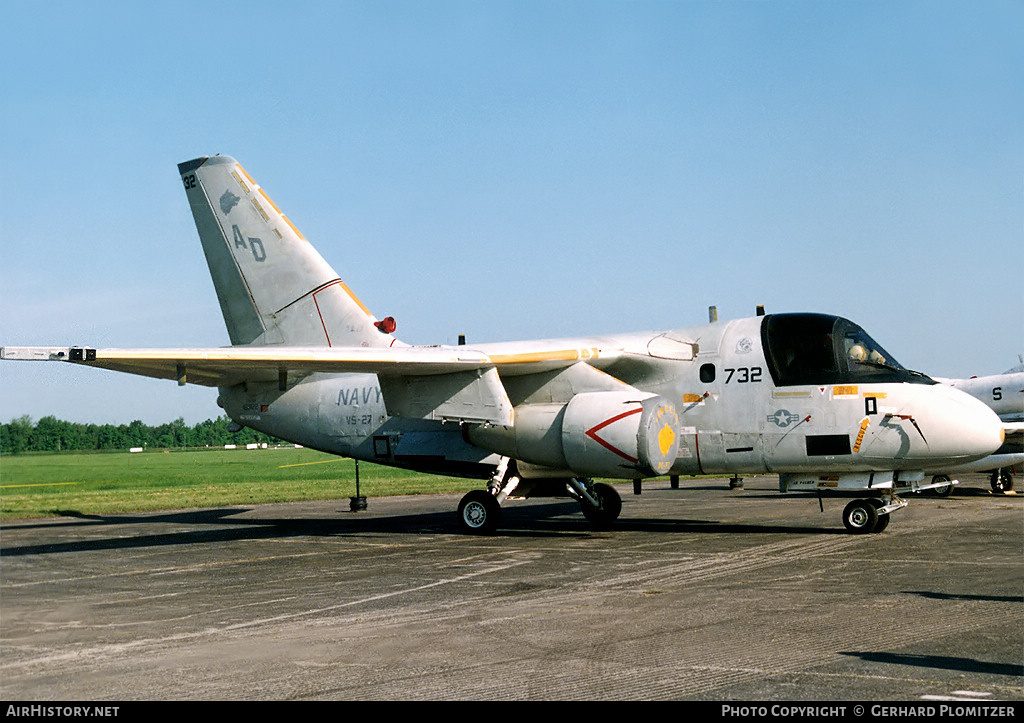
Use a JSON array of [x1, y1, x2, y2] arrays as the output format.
[[178, 155, 398, 348]]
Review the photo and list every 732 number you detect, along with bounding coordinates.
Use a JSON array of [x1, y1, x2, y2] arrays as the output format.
[[724, 366, 762, 383]]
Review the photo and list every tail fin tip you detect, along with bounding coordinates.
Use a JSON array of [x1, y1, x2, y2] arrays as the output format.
[[178, 154, 398, 350]]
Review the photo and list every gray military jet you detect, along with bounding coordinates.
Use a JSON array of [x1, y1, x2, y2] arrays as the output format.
[[1, 155, 1005, 534], [930, 363, 1024, 493]]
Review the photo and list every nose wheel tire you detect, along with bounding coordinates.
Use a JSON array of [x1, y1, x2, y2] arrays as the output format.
[[930, 475, 954, 497], [843, 499, 884, 534], [458, 490, 501, 534]]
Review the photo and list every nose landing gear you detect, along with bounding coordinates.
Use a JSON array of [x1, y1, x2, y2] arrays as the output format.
[[842, 493, 906, 534]]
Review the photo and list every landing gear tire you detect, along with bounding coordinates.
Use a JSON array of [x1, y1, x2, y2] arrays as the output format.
[[581, 482, 622, 527], [729, 477, 743, 489], [990, 469, 1014, 494], [458, 490, 501, 534], [843, 499, 880, 535], [931, 474, 954, 497]]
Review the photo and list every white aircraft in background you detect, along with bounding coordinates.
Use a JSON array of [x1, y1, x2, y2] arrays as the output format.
[[928, 362, 1024, 494], [1, 155, 1006, 534]]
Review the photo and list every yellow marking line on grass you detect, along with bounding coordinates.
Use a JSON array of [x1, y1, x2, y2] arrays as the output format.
[[1, 482, 79, 489], [277, 459, 346, 469]]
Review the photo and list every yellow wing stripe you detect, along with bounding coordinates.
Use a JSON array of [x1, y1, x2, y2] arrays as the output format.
[[488, 348, 600, 365]]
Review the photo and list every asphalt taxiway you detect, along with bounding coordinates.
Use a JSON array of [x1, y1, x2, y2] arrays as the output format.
[[1, 475, 1021, 701]]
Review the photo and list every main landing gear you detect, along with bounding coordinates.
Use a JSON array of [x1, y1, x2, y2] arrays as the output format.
[[573, 479, 622, 527], [457, 489, 503, 534], [456, 463, 623, 534], [841, 493, 907, 535]]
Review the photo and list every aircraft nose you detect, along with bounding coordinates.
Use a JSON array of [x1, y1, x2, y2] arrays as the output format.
[[925, 386, 1004, 462]]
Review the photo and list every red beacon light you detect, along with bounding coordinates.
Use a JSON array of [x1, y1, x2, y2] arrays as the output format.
[[374, 317, 397, 334]]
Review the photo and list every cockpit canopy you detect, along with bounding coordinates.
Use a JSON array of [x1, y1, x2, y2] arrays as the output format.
[[761, 313, 934, 387]]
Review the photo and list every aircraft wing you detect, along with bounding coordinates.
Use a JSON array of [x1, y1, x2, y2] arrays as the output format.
[[0, 342, 632, 426], [0, 339, 632, 383], [0, 345, 505, 386]]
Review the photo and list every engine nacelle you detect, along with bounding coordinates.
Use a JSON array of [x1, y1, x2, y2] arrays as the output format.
[[467, 391, 680, 478]]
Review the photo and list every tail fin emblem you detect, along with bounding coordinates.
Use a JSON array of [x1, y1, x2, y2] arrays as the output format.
[[219, 190, 240, 214]]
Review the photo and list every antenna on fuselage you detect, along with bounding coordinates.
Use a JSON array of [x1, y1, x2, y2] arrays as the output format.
[[709, 306, 718, 322], [756, 305, 765, 316]]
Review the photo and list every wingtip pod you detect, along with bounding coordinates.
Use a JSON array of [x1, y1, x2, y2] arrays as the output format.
[[0, 347, 102, 367], [1, 346, 62, 361], [178, 154, 397, 349]]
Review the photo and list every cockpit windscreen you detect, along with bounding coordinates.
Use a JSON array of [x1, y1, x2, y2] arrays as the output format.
[[761, 313, 934, 386]]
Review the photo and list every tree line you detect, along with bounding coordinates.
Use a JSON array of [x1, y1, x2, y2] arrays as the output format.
[[1, 415, 282, 455]]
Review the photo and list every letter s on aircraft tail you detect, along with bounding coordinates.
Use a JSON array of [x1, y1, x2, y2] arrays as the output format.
[[178, 155, 396, 348]]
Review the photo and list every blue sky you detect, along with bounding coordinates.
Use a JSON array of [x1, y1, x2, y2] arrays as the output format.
[[1, 0, 1021, 425]]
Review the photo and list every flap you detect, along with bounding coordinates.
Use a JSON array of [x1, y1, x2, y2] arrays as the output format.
[[378, 367, 513, 425]]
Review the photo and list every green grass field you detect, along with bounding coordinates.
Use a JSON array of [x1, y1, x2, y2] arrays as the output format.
[[0, 446, 482, 519]]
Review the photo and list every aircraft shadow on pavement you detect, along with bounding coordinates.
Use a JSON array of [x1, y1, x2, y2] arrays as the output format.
[[0, 499, 839, 557], [841, 651, 1024, 678], [906, 590, 1024, 604]]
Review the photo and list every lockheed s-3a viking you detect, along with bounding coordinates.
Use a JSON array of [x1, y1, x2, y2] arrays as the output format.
[[1, 156, 1005, 534]]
